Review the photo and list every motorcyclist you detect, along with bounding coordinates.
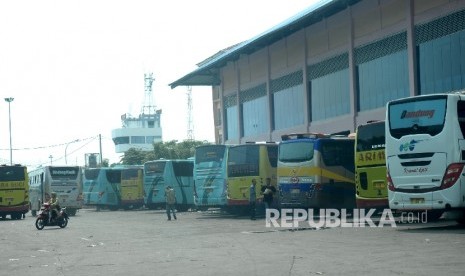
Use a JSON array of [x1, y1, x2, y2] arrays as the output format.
[[48, 192, 60, 222]]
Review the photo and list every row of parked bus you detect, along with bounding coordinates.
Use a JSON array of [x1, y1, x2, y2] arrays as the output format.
[[0, 159, 196, 219], [82, 160, 195, 212], [193, 136, 358, 213], [195, 91, 465, 222], [1, 92, 465, 221]]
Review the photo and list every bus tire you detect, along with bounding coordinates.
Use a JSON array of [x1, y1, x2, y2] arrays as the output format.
[[67, 209, 77, 216], [456, 210, 465, 224], [176, 206, 189, 212], [197, 206, 208, 212], [13, 213, 22, 220], [426, 210, 443, 222], [31, 210, 37, 217]]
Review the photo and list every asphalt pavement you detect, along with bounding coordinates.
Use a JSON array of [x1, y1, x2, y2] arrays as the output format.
[[1, 207, 465, 276]]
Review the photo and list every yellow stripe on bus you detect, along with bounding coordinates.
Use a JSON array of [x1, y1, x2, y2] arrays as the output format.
[[355, 149, 385, 167], [278, 167, 354, 184], [0, 181, 27, 189]]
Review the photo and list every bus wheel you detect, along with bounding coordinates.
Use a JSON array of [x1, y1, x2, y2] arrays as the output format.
[[426, 210, 443, 222], [11, 213, 20, 220], [31, 210, 37, 217], [67, 209, 77, 216], [176, 206, 189, 212], [456, 210, 465, 224]]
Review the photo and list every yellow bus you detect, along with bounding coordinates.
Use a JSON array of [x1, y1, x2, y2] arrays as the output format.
[[226, 142, 278, 212], [354, 120, 388, 210], [278, 133, 356, 210], [0, 164, 29, 220], [120, 166, 144, 210]]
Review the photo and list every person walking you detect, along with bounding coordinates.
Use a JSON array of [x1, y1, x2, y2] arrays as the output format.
[[261, 178, 276, 211], [249, 179, 257, 220], [165, 186, 177, 220]]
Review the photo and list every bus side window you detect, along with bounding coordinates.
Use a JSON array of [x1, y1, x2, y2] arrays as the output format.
[[457, 101, 465, 138]]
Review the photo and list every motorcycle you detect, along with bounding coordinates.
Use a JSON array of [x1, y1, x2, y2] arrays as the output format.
[[35, 202, 69, 230]]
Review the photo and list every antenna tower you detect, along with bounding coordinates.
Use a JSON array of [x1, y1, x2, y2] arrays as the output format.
[[141, 73, 156, 115], [186, 86, 194, 140]]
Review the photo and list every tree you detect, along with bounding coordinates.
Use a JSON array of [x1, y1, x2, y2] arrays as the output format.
[[101, 158, 110, 167], [120, 148, 148, 165], [152, 140, 210, 160], [120, 140, 212, 165], [176, 140, 209, 158]]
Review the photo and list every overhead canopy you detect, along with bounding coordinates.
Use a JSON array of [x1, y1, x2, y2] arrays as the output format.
[[169, 0, 361, 89]]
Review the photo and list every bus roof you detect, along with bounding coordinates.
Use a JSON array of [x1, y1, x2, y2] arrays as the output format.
[[244, 141, 278, 144], [281, 131, 351, 141]]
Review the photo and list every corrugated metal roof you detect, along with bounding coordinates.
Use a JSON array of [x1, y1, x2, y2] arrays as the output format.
[[169, 0, 361, 89]]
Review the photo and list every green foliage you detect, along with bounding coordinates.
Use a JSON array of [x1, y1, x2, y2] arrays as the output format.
[[120, 140, 211, 165], [120, 148, 147, 165], [101, 159, 110, 167]]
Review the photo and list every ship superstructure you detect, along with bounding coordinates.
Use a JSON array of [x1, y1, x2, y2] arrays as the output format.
[[112, 73, 162, 153]]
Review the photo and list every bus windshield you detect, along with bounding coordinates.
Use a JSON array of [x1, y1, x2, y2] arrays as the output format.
[[279, 141, 314, 162], [0, 166, 25, 181], [228, 145, 259, 177], [356, 122, 385, 152], [106, 170, 122, 183], [321, 140, 355, 172], [122, 168, 139, 179], [195, 146, 226, 168], [144, 162, 166, 175], [172, 161, 194, 177], [388, 96, 446, 139], [84, 169, 101, 180]]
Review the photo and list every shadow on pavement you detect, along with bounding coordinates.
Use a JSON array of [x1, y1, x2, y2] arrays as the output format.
[[395, 220, 465, 233]]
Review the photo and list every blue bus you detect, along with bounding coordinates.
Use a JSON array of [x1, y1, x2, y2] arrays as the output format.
[[193, 145, 229, 210], [82, 167, 123, 211], [278, 133, 356, 210], [144, 159, 194, 212]]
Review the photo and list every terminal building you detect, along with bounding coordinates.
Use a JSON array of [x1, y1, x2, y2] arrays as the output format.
[[170, 0, 465, 144]]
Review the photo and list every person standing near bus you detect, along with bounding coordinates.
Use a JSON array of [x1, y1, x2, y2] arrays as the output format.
[[249, 179, 257, 220], [165, 186, 177, 220], [261, 178, 276, 210]]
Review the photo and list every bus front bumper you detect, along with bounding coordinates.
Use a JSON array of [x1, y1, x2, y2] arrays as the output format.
[[0, 204, 29, 213], [356, 197, 389, 209], [389, 189, 463, 211]]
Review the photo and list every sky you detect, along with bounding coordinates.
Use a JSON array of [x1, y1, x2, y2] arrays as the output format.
[[0, 0, 320, 169]]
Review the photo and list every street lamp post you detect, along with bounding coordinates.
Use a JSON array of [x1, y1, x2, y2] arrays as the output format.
[[65, 139, 80, 165], [4, 97, 14, 165]]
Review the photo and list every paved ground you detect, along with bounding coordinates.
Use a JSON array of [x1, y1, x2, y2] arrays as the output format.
[[1, 207, 465, 276]]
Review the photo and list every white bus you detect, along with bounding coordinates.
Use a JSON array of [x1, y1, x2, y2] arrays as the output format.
[[29, 166, 83, 216], [386, 92, 465, 222]]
